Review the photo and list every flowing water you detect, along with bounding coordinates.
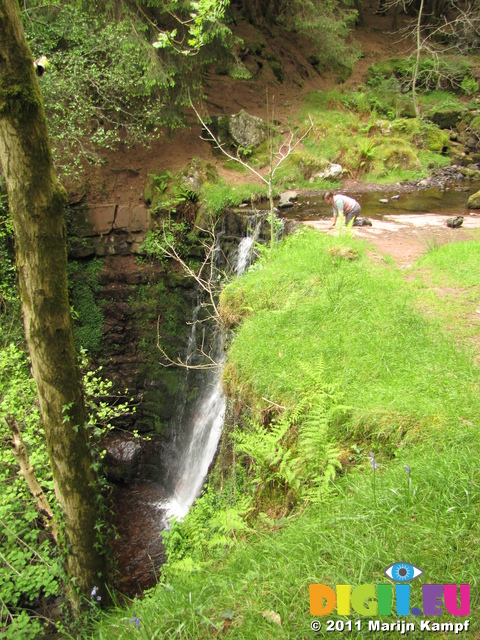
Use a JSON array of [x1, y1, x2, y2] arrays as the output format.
[[159, 215, 264, 519], [235, 182, 480, 222], [112, 216, 262, 594]]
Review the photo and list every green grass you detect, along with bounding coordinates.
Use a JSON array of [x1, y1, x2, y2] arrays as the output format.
[[414, 237, 480, 288], [221, 229, 479, 426], [200, 181, 270, 216], [90, 424, 479, 639], [89, 229, 480, 640]]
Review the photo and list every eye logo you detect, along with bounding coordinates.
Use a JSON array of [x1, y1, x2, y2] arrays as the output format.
[[384, 562, 423, 583]]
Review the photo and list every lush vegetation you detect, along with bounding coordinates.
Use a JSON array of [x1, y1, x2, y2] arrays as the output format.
[[88, 229, 479, 639], [3, 0, 480, 635], [0, 182, 133, 637]]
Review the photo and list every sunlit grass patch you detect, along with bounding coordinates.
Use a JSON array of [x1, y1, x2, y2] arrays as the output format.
[[222, 228, 479, 426]]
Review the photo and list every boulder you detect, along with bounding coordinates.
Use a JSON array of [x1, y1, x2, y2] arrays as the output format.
[[310, 163, 343, 182], [278, 191, 298, 208], [427, 107, 465, 130], [207, 110, 268, 151], [102, 434, 143, 483], [467, 190, 480, 208]]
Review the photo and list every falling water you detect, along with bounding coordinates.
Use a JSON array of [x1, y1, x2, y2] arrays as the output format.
[[234, 215, 263, 275], [160, 331, 226, 520], [159, 216, 261, 521]]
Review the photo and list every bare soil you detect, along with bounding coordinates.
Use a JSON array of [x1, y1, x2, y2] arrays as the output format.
[[82, 6, 475, 267]]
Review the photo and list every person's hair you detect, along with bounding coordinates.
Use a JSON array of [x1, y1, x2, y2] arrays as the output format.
[[323, 191, 334, 200]]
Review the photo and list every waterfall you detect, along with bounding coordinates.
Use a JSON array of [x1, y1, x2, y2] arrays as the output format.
[[160, 330, 226, 520], [234, 215, 262, 276], [160, 216, 260, 521]]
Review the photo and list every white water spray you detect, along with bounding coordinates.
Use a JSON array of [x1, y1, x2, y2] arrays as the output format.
[[160, 217, 261, 521], [234, 215, 262, 276]]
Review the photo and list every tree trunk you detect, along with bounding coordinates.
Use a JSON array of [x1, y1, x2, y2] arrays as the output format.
[[0, 0, 108, 607]]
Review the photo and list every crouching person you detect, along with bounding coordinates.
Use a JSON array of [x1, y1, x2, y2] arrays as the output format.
[[324, 191, 362, 227]]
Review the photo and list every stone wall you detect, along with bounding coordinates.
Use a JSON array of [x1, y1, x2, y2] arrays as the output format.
[[68, 202, 150, 258]]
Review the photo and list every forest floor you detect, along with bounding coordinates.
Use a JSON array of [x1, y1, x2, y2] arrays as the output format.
[[85, 4, 478, 269], [90, 4, 412, 200]]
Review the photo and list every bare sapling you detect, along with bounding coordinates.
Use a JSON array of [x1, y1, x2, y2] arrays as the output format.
[[189, 95, 313, 249]]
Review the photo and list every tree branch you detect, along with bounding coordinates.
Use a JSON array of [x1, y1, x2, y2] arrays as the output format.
[[4, 417, 59, 544]]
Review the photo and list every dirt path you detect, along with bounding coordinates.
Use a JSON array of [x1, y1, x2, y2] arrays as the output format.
[[304, 214, 480, 267], [79, 5, 418, 207]]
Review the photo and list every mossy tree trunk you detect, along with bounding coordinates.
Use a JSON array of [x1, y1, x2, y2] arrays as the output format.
[[0, 0, 108, 607]]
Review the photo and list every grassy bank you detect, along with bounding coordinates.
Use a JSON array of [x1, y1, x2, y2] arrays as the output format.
[[90, 229, 479, 639]]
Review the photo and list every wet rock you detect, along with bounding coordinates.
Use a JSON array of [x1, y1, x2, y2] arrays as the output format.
[[102, 434, 143, 483], [279, 190, 298, 204], [446, 216, 464, 228], [278, 191, 297, 209]]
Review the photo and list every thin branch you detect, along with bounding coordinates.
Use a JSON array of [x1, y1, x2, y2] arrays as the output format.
[[156, 317, 221, 370], [4, 417, 59, 544], [190, 98, 268, 184]]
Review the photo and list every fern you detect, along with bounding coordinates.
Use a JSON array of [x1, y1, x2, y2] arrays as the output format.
[[233, 360, 345, 507]]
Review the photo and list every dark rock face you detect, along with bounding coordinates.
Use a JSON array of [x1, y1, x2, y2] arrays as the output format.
[[70, 208, 260, 439], [102, 433, 144, 482], [95, 255, 195, 436], [68, 203, 149, 258]]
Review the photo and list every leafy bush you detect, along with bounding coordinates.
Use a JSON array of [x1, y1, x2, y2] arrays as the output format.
[[23, 2, 233, 183], [0, 345, 60, 640], [0, 341, 133, 636]]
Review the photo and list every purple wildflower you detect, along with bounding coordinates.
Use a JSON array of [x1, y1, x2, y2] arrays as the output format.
[[368, 452, 377, 469], [97, 596, 101, 602], [91, 586, 98, 598], [404, 465, 410, 473], [129, 613, 140, 628]]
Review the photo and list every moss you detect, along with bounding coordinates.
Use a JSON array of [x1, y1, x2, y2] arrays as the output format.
[[68, 258, 104, 354], [424, 127, 450, 153], [469, 115, 480, 136], [383, 146, 421, 171]]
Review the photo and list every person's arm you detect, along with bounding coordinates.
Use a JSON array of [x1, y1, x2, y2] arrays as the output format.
[[332, 197, 343, 226]]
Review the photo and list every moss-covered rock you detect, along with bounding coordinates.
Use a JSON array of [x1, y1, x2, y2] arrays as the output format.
[[427, 107, 466, 130], [469, 115, 480, 137], [467, 190, 480, 208], [383, 145, 421, 171], [424, 127, 450, 153], [207, 110, 269, 153]]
